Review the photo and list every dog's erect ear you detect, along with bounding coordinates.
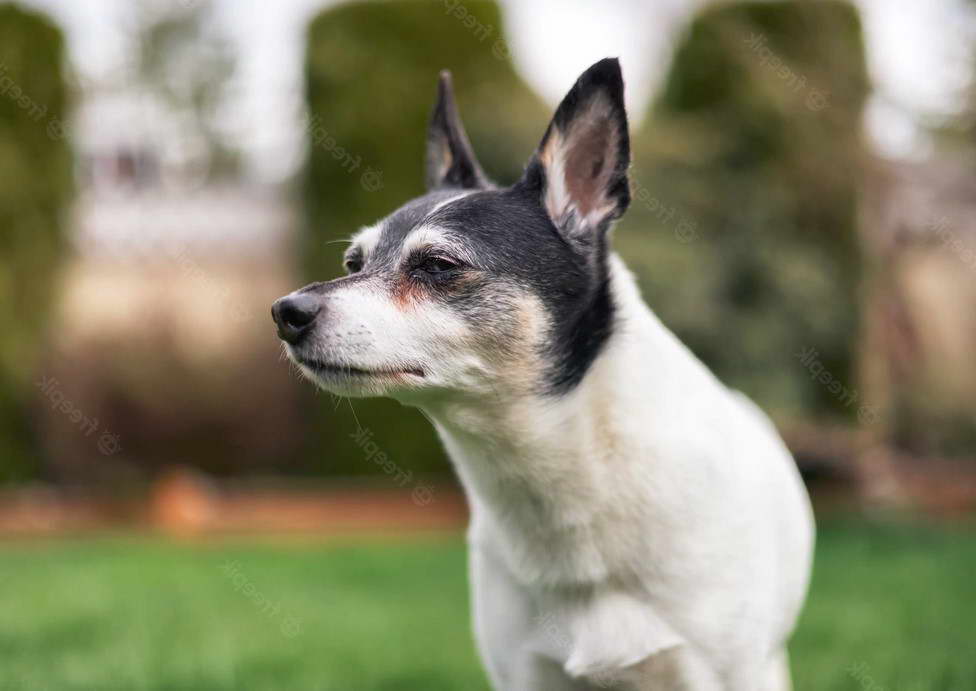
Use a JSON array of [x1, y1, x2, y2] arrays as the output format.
[[426, 71, 490, 191], [522, 58, 630, 243]]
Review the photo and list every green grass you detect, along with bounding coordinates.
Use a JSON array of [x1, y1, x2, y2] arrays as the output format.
[[0, 518, 973, 690]]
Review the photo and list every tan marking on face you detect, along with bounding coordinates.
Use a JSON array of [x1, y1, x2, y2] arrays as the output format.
[[463, 289, 549, 397], [391, 274, 428, 310]]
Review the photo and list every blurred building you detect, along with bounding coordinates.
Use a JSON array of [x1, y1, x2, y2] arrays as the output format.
[[35, 84, 306, 485], [861, 158, 976, 459]]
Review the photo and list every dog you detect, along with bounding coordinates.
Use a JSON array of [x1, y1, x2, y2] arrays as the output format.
[[272, 58, 814, 691]]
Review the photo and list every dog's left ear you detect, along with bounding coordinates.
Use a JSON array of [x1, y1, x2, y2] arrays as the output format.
[[521, 58, 630, 244], [426, 71, 491, 191]]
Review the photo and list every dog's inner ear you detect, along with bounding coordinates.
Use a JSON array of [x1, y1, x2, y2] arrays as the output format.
[[527, 58, 630, 243], [426, 71, 490, 191]]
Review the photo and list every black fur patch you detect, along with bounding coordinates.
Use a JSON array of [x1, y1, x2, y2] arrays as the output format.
[[426, 71, 492, 191], [367, 190, 465, 268]]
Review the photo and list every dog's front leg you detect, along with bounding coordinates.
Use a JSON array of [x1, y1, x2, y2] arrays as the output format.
[[515, 656, 610, 691], [469, 544, 537, 690], [619, 645, 726, 691], [469, 546, 612, 691]]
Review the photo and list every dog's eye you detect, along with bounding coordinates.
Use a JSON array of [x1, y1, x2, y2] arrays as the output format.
[[344, 256, 363, 274], [417, 257, 458, 275]]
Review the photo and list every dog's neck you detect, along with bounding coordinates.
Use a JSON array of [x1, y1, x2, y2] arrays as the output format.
[[418, 255, 715, 584]]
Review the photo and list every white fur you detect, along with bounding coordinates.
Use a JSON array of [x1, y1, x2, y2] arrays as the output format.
[[350, 223, 383, 257], [288, 273, 479, 398], [421, 256, 814, 690], [291, 252, 814, 690], [542, 130, 571, 223], [401, 224, 481, 269], [426, 190, 477, 217]]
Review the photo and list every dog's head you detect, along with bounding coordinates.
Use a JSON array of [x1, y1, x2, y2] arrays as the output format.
[[273, 58, 630, 403]]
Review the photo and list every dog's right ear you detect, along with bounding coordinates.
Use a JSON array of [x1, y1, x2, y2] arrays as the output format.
[[519, 58, 630, 246], [426, 71, 491, 191]]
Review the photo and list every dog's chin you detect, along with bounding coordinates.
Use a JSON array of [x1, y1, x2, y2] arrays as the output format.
[[289, 353, 427, 398]]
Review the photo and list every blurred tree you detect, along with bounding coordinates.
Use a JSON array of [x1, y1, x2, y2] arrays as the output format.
[[0, 4, 71, 482], [618, 0, 869, 421], [303, 0, 550, 477], [132, 0, 239, 182]]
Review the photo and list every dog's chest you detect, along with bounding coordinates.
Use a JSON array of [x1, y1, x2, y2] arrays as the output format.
[[440, 422, 670, 588]]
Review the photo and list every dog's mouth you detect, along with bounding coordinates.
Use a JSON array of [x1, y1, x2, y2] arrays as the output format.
[[298, 358, 425, 379]]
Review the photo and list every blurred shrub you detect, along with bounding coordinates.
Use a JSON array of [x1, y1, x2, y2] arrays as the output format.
[[0, 5, 71, 482], [618, 0, 868, 420], [36, 308, 306, 485], [303, 0, 549, 477]]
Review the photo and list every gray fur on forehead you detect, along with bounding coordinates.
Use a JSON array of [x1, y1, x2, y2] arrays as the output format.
[[370, 190, 467, 261]]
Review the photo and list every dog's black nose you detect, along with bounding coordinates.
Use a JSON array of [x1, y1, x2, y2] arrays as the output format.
[[272, 294, 321, 345]]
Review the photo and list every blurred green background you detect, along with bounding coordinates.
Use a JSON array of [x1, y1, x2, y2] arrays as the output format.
[[0, 4, 71, 482], [1, 0, 975, 688]]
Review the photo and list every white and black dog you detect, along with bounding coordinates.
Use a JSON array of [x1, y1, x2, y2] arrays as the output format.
[[273, 59, 814, 691]]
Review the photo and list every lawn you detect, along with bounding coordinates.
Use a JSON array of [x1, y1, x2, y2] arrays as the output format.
[[0, 518, 973, 690]]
